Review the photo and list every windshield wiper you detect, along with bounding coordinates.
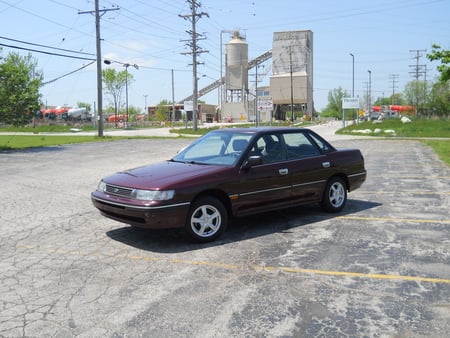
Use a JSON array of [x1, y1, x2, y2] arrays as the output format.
[[187, 160, 207, 165]]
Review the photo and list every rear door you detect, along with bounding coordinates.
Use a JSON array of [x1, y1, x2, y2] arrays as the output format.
[[283, 131, 331, 203]]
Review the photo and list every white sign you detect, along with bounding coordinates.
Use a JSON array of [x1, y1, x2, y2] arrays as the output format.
[[342, 98, 359, 109], [257, 99, 273, 111], [184, 100, 193, 111]]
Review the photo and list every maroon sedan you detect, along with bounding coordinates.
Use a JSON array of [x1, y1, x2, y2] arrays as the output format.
[[91, 127, 366, 242]]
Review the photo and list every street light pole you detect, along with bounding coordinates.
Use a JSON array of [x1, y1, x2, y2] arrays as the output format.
[[124, 63, 129, 126], [121, 63, 138, 127], [368, 70, 372, 114], [350, 53, 354, 97], [350, 53, 355, 123]]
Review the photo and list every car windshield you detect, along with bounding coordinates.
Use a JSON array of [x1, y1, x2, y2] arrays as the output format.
[[172, 131, 254, 166]]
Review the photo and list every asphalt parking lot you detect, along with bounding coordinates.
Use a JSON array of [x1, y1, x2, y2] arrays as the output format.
[[1, 134, 449, 337]]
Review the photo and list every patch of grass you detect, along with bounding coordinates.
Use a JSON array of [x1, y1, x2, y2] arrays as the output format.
[[170, 125, 222, 136], [0, 125, 97, 133], [337, 118, 450, 137], [422, 140, 450, 166], [336, 118, 450, 167], [0, 135, 113, 151]]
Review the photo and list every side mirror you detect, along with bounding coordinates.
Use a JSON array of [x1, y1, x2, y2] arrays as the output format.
[[241, 155, 263, 169]]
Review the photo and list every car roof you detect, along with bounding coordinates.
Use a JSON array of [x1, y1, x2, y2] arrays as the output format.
[[211, 126, 309, 134]]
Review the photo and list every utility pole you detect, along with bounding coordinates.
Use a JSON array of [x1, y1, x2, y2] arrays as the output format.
[[144, 94, 148, 114], [388, 74, 399, 104], [179, 1, 209, 131], [409, 49, 427, 115], [289, 46, 294, 123], [367, 70, 372, 113], [251, 64, 263, 126], [171, 69, 175, 122], [409, 49, 427, 80], [79, 1, 119, 137]]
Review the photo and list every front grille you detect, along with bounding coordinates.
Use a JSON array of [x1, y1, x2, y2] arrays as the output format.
[[105, 184, 133, 198]]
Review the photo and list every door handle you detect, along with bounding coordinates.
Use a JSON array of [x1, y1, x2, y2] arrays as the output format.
[[279, 168, 289, 175], [322, 162, 331, 168]]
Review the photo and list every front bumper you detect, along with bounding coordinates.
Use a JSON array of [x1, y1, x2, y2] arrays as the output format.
[[91, 192, 190, 229]]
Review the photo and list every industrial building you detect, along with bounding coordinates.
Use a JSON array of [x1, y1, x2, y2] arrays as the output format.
[[176, 29, 314, 124]]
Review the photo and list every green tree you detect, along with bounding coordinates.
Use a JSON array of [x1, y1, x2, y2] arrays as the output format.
[[102, 68, 133, 122], [121, 105, 141, 121], [373, 94, 405, 108], [427, 44, 450, 82], [426, 45, 450, 117], [154, 99, 171, 122], [428, 81, 450, 117], [321, 87, 349, 119], [0, 52, 43, 126], [77, 101, 91, 112], [390, 93, 405, 106], [373, 97, 391, 106], [404, 80, 429, 115]]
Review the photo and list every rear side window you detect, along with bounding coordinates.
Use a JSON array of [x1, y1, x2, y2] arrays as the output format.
[[308, 132, 334, 153], [284, 132, 320, 160]]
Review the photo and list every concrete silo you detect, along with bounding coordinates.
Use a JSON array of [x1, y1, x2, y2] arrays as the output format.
[[270, 30, 314, 121], [223, 31, 249, 121], [225, 31, 248, 94]]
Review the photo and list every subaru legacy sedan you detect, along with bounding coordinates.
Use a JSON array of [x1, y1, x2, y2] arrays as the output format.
[[91, 127, 366, 242]]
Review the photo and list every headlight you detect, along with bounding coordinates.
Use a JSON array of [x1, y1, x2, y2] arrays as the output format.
[[97, 180, 107, 192], [131, 189, 175, 201]]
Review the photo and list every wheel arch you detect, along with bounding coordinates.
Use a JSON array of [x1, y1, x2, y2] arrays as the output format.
[[191, 189, 232, 216], [328, 173, 350, 191]]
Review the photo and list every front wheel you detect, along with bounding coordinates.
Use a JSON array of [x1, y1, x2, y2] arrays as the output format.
[[321, 177, 347, 212], [185, 197, 228, 242]]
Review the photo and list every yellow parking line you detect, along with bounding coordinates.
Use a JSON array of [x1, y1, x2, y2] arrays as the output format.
[[261, 266, 450, 284], [338, 215, 450, 224], [16, 244, 450, 285]]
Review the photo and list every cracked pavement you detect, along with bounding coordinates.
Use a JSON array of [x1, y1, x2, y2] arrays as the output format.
[[0, 135, 449, 337]]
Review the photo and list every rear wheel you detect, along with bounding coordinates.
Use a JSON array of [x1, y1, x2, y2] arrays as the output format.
[[321, 177, 347, 212], [185, 197, 228, 242]]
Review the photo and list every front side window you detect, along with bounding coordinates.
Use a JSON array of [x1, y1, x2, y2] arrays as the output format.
[[253, 134, 287, 164]]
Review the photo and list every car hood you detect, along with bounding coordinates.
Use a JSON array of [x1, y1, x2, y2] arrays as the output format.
[[102, 160, 231, 190]]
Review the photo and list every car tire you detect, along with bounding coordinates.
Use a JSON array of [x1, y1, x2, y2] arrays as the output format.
[[321, 177, 347, 212], [185, 197, 228, 242]]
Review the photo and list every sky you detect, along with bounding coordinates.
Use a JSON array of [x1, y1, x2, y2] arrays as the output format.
[[0, 0, 448, 112]]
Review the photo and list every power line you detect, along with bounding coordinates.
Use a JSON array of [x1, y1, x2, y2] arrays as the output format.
[[43, 61, 96, 85], [0, 42, 95, 61], [0, 35, 96, 56]]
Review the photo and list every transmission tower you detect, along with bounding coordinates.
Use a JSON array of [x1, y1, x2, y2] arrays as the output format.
[[409, 49, 427, 80], [409, 49, 427, 114], [388, 74, 399, 104], [179, 0, 209, 131]]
